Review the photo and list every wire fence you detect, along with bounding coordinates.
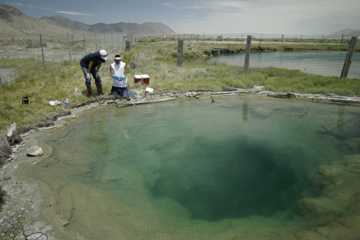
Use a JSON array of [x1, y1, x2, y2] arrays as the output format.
[[0, 32, 359, 80], [0, 32, 135, 64], [145, 33, 360, 45], [142, 33, 360, 79]]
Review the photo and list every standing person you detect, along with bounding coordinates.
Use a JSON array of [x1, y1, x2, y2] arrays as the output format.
[[80, 49, 108, 100], [110, 55, 129, 100]]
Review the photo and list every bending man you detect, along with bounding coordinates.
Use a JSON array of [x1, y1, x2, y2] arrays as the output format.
[[110, 55, 129, 100], [80, 49, 108, 100]]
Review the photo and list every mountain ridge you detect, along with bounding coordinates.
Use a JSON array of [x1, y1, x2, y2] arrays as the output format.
[[0, 4, 176, 38], [327, 28, 360, 38]]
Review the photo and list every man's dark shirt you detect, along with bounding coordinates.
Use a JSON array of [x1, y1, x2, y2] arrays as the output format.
[[80, 51, 105, 68]]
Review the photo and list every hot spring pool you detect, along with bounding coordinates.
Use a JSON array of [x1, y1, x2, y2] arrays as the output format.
[[25, 96, 360, 239]]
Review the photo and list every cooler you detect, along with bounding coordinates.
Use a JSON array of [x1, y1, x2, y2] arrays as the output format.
[[134, 74, 150, 85]]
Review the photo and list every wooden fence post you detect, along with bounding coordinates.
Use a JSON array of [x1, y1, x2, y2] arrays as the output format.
[[244, 35, 252, 75], [177, 40, 183, 67], [40, 34, 46, 72], [126, 41, 131, 52], [67, 33, 72, 61], [340, 36, 358, 79], [0, 75, 2, 88]]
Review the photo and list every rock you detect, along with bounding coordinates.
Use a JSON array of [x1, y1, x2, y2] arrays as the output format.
[[62, 220, 69, 227], [24, 229, 34, 236], [27, 233, 46, 240], [294, 198, 341, 219], [252, 85, 264, 91], [26, 146, 43, 157], [6, 123, 16, 138]]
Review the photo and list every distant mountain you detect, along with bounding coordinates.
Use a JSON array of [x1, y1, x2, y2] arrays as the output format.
[[41, 15, 91, 32], [86, 21, 175, 35], [327, 28, 360, 38], [43, 15, 175, 35], [0, 4, 76, 38], [0, 3, 25, 21], [0, 4, 176, 38]]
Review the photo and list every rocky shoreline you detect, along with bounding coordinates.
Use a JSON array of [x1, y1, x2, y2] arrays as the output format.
[[1, 88, 360, 240]]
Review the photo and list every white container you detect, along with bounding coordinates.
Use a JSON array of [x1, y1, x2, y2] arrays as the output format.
[[145, 87, 154, 93]]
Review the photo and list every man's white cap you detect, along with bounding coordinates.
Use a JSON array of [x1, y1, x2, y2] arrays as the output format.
[[99, 49, 108, 60]]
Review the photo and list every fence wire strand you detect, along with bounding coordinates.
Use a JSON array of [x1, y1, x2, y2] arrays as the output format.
[[0, 33, 358, 78]]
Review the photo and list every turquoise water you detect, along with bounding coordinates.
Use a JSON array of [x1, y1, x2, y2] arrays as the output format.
[[26, 96, 360, 239], [209, 51, 360, 78]]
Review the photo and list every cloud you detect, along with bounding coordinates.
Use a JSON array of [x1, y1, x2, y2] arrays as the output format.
[[166, 0, 360, 35], [162, 0, 251, 11], [8, 2, 24, 7], [55, 11, 94, 16]]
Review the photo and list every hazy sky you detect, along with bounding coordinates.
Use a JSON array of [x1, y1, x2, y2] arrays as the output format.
[[3, 0, 360, 35]]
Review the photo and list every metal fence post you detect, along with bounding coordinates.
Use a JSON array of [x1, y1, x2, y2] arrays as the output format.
[[111, 33, 113, 52], [123, 33, 127, 49], [83, 35, 86, 55], [40, 34, 46, 72], [126, 41, 131, 52], [340, 36, 358, 79], [104, 34, 106, 50], [244, 35, 252, 75], [177, 39, 183, 67], [95, 33, 97, 51], [117, 33, 119, 50], [67, 33, 72, 61], [282, 34, 284, 44]]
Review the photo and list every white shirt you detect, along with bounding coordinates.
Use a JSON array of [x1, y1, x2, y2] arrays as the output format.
[[111, 62, 127, 88]]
